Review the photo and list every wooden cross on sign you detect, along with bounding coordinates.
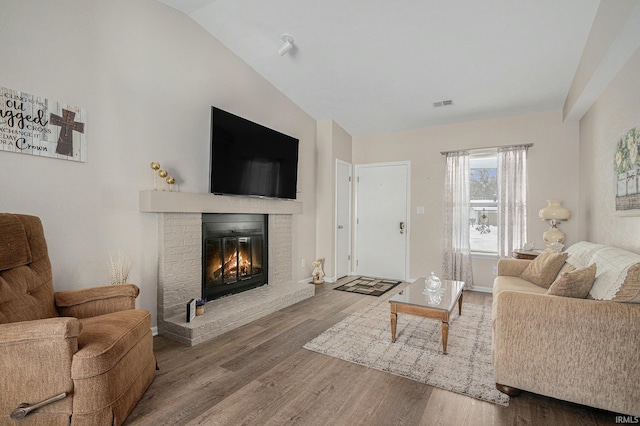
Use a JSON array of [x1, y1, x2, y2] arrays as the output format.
[[50, 109, 84, 157]]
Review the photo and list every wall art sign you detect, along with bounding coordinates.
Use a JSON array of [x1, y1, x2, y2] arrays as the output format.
[[614, 127, 640, 212], [0, 86, 86, 162]]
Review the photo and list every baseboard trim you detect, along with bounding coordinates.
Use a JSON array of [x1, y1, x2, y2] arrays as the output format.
[[151, 326, 158, 336], [472, 286, 493, 293], [298, 276, 337, 284]]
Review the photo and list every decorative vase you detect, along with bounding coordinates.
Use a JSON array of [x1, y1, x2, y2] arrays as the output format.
[[425, 272, 441, 292], [196, 305, 205, 316]]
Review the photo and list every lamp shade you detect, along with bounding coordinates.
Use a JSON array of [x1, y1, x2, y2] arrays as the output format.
[[539, 200, 571, 221]]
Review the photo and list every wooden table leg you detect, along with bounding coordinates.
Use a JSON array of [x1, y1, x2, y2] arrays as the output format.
[[441, 321, 449, 354], [390, 303, 397, 343], [458, 289, 463, 315]]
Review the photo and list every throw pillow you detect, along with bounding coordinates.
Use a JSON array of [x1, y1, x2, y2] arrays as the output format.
[[547, 263, 597, 298], [611, 263, 640, 304], [520, 251, 568, 288]]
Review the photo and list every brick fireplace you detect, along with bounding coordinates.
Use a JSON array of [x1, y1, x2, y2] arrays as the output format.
[[140, 190, 314, 346]]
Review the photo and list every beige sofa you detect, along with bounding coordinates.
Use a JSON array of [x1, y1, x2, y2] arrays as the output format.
[[492, 242, 640, 417]]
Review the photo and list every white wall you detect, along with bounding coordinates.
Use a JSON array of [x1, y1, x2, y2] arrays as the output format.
[[578, 46, 640, 253], [353, 110, 580, 287], [0, 0, 318, 327]]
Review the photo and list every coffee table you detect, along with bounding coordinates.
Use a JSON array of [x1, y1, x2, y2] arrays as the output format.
[[389, 278, 465, 354]]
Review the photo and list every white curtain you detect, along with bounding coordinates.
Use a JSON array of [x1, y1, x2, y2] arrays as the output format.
[[442, 151, 474, 289], [497, 145, 528, 258]]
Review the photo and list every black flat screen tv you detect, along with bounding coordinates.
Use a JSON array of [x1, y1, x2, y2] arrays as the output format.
[[209, 107, 299, 200]]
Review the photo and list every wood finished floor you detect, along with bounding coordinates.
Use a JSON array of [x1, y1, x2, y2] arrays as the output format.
[[125, 277, 622, 426]]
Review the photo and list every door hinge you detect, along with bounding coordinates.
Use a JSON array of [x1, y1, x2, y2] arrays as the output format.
[[357, 176, 360, 183], [348, 255, 351, 261], [357, 218, 359, 224], [348, 176, 351, 182], [356, 260, 359, 266]]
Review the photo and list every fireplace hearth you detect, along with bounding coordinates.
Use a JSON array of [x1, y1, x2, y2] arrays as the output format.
[[202, 213, 268, 301]]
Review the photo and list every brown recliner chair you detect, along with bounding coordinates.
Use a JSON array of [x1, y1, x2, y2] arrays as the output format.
[[0, 213, 155, 425]]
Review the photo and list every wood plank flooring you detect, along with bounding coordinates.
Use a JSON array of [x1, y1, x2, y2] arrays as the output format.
[[125, 278, 622, 425]]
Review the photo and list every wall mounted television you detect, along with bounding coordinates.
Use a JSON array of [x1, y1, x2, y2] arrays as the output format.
[[209, 106, 299, 200]]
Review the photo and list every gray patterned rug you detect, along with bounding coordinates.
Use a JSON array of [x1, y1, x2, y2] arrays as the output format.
[[303, 288, 509, 406]]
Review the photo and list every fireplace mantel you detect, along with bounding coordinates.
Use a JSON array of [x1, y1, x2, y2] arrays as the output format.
[[139, 190, 302, 215]]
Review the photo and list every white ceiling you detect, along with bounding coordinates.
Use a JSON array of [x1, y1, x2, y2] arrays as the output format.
[[158, 0, 600, 136]]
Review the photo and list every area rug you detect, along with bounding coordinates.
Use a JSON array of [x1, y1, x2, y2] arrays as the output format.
[[303, 289, 509, 406], [333, 276, 402, 297]]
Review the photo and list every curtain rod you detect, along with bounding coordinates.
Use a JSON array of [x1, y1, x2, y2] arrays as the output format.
[[440, 143, 533, 155]]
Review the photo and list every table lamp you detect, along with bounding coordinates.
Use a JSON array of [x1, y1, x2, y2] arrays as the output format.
[[539, 200, 571, 246]]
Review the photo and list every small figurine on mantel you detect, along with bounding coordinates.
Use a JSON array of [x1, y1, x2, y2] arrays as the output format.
[[312, 258, 325, 285]]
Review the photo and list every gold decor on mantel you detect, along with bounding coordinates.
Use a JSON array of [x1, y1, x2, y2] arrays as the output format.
[[539, 200, 571, 246], [150, 162, 179, 192], [157, 169, 168, 191], [150, 162, 160, 190], [166, 176, 175, 192]]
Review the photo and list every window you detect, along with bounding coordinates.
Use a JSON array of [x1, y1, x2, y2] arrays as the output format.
[[469, 152, 497, 254]]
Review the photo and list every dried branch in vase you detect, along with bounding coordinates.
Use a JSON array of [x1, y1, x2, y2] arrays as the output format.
[[108, 251, 133, 285]]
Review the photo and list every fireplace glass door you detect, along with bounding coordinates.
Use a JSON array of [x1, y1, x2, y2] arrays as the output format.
[[206, 236, 263, 285], [202, 214, 267, 301]]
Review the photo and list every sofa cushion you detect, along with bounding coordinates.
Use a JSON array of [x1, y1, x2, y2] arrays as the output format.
[[520, 251, 568, 288], [547, 263, 596, 298], [0, 214, 32, 271], [72, 309, 151, 379], [493, 275, 549, 296], [556, 262, 576, 276], [0, 214, 58, 324]]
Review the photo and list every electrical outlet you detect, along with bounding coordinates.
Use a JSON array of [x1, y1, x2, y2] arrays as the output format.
[[301, 258, 305, 268]]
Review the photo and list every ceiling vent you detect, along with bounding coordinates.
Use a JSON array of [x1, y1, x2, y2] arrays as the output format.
[[433, 100, 453, 108]]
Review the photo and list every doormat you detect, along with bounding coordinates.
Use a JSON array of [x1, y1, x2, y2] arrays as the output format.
[[334, 276, 402, 297]]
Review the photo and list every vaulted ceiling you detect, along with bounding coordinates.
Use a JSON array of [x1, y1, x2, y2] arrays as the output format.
[[158, 0, 601, 136]]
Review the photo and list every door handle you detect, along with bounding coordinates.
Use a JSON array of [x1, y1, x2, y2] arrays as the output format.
[[399, 222, 405, 234], [338, 225, 344, 229]]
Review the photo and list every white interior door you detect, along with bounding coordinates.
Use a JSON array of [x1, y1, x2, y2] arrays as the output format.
[[355, 162, 409, 281], [335, 160, 352, 280]]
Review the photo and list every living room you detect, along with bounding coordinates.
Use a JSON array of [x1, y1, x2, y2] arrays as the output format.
[[1, 0, 639, 424]]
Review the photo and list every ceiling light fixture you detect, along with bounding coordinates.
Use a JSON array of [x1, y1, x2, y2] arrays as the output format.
[[278, 34, 294, 56]]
